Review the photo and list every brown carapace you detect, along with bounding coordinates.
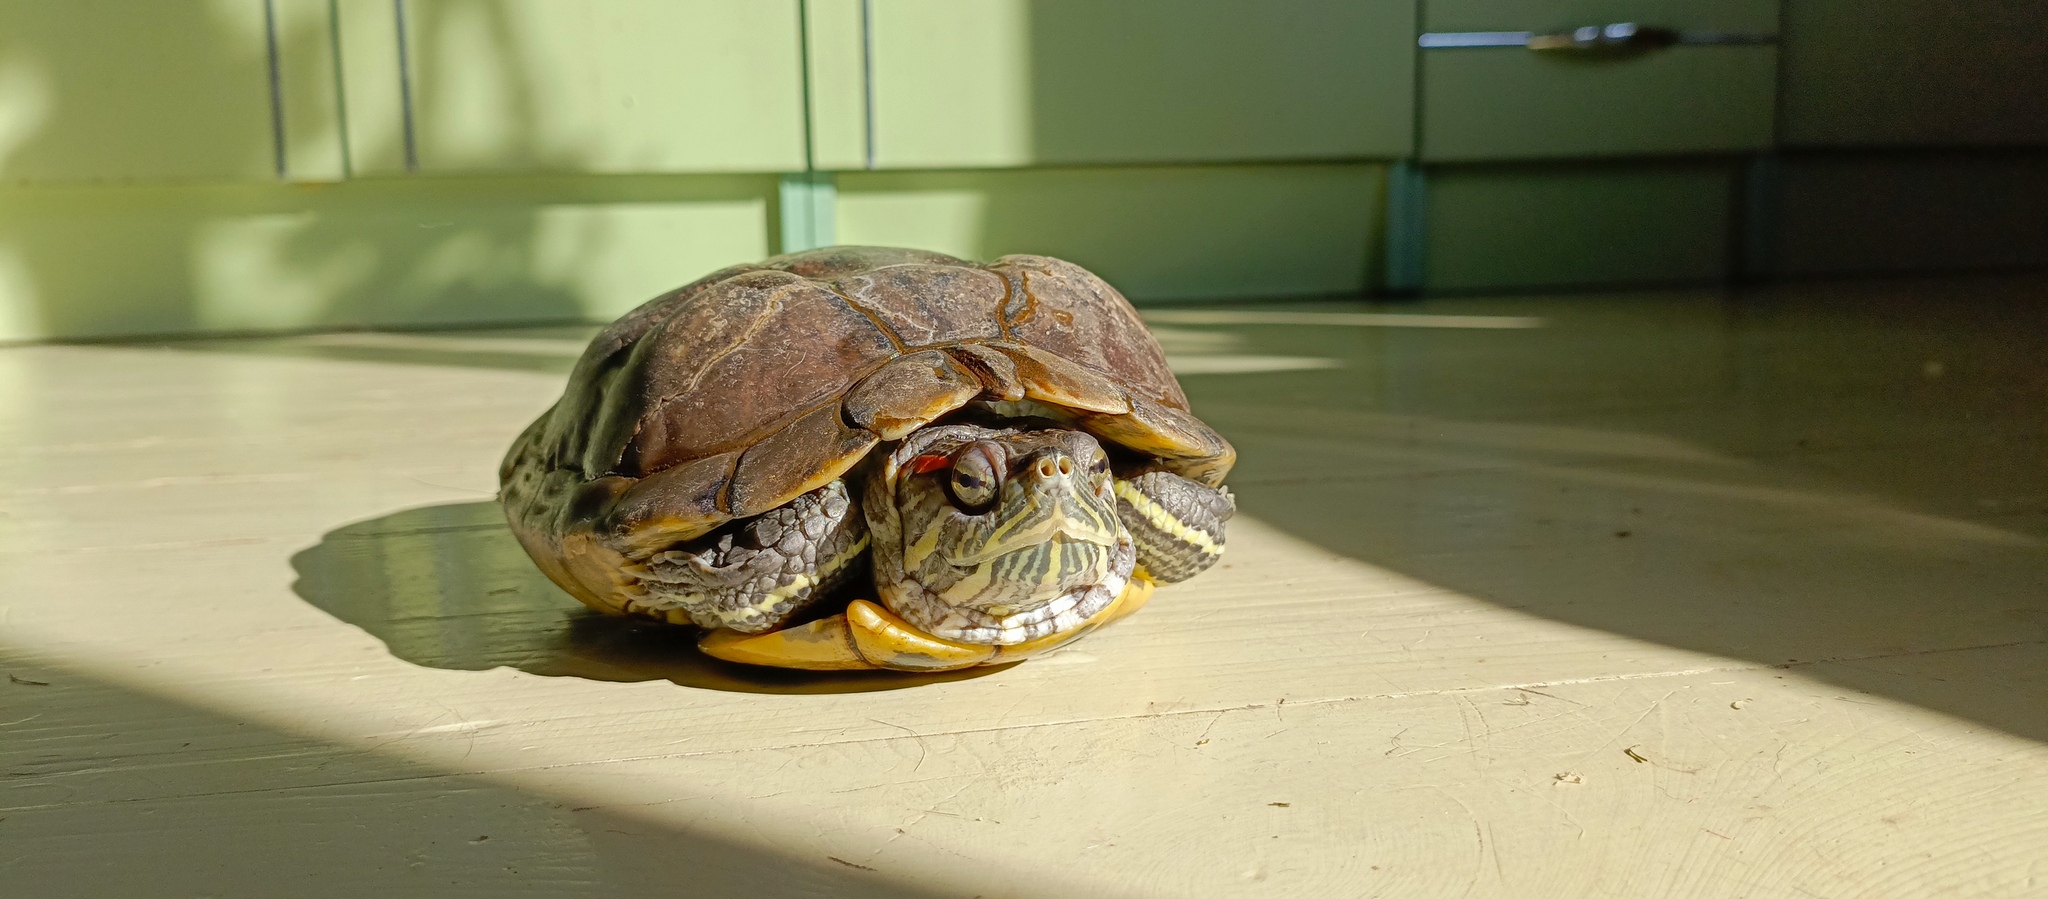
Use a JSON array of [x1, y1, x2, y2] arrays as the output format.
[[501, 247, 1234, 671]]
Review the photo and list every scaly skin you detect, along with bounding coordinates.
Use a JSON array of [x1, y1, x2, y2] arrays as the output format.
[[680, 422, 1231, 671], [634, 481, 868, 633], [866, 424, 1132, 645]]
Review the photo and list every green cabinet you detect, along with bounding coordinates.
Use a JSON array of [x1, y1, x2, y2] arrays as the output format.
[[398, 0, 807, 175], [1422, 162, 1738, 291], [808, 0, 1415, 170], [1419, 0, 1778, 161], [1775, 154, 2048, 275], [836, 165, 1384, 300], [1423, 0, 1776, 33], [1421, 49, 1776, 161], [334, 0, 409, 177], [1405, 0, 1774, 290], [0, 0, 278, 183]]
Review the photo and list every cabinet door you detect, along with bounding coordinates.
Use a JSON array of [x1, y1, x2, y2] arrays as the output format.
[[404, 0, 807, 174], [1424, 162, 1739, 290], [1781, 0, 2048, 147], [1419, 0, 1778, 161], [1424, 0, 1777, 33], [835, 165, 1384, 300], [0, 0, 278, 183], [1775, 155, 2048, 274], [811, 0, 1415, 170]]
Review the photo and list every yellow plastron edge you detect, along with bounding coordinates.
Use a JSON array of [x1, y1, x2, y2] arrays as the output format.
[[698, 573, 1158, 672]]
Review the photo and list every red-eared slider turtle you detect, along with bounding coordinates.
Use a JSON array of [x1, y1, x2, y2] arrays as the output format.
[[500, 247, 1235, 671]]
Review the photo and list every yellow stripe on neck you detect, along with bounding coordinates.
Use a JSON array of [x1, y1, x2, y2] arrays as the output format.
[[1113, 480, 1223, 557]]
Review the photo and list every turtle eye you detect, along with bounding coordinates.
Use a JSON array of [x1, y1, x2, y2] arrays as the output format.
[[947, 444, 1001, 512]]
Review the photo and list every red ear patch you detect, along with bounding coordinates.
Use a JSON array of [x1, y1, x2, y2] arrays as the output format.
[[908, 454, 951, 475]]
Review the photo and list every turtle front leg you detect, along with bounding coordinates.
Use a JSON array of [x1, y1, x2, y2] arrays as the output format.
[[1112, 471, 1235, 583], [638, 480, 868, 634]]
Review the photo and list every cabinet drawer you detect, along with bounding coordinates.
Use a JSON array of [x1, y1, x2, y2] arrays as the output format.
[[1419, 0, 1778, 161], [810, 0, 1414, 170], [402, 0, 807, 175], [1424, 0, 1776, 34]]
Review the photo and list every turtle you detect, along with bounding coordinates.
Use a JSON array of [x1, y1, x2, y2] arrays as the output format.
[[499, 246, 1236, 672]]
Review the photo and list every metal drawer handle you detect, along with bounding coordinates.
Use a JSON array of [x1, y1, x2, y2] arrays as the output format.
[[1527, 22, 1676, 52], [1419, 26, 1775, 50]]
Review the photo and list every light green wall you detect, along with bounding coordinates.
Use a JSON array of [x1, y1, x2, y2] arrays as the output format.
[[837, 166, 1385, 301], [0, 176, 774, 341]]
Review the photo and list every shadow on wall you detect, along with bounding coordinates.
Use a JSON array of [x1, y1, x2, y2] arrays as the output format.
[[289, 498, 1003, 696], [0, 649, 950, 898], [0, 1, 773, 340], [264, 0, 585, 330]]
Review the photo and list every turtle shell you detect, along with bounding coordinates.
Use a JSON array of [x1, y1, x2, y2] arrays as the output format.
[[501, 247, 1233, 612]]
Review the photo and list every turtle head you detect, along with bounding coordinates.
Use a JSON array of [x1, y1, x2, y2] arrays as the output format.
[[866, 423, 1133, 645]]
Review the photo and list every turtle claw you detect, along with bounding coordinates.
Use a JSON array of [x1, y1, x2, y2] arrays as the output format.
[[696, 577, 1156, 672]]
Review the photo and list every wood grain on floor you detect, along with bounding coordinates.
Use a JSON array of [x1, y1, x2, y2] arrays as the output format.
[[4, 277, 2045, 898]]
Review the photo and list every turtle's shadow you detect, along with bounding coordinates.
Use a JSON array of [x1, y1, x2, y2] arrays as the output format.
[[290, 500, 1003, 694]]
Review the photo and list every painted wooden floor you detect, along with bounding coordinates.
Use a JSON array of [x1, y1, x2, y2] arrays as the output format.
[[4, 275, 2045, 897]]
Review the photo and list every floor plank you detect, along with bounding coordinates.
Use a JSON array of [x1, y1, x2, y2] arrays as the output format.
[[4, 276, 2045, 897]]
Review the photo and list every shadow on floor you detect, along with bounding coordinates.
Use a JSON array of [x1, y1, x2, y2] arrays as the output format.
[[282, 277, 2048, 741], [1212, 400, 2048, 742], [0, 650, 953, 899], [1177, 280, 2048, 743], [289, 501, 1003, 695]]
